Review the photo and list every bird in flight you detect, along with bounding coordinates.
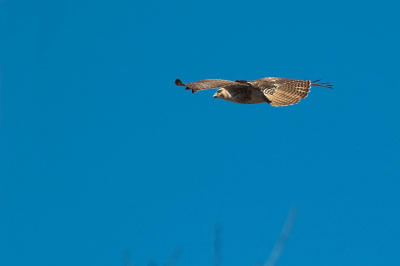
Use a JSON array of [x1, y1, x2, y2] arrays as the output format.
[[175, 77, 333, 107]]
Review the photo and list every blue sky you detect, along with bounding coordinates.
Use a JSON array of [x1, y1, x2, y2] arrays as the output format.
[[1, 0, 400, 266]]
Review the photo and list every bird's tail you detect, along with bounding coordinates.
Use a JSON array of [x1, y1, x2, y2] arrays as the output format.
[[311, 79, 333, 89]]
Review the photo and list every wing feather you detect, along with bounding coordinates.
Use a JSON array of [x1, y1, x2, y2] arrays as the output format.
[[175, 79, 240, 93], [250, 77, 310, 107]]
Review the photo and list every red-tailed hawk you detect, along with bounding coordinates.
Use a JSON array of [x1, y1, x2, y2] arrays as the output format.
[[175, 77, 333, 107]]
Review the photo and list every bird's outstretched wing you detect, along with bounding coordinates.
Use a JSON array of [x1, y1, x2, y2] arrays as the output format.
[[175, 79, 241, 93], [250, 77, 311, 107]]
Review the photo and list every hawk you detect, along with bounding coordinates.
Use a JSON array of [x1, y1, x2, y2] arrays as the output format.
[[175, 77, 333, 107]]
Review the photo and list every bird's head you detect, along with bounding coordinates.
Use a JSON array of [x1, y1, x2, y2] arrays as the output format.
[[213, 88, 231, 100]]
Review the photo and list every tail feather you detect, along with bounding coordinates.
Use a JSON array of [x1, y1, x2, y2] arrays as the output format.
[[311, 79, 333, 89]]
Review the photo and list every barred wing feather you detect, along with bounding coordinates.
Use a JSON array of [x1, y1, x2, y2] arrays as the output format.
[[251, 78, 311, 107]]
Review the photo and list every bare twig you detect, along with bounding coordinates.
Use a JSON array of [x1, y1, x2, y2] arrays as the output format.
[[123, 250, 134, 266], [165, 248, 182, 266], [264, 209, 297, 266], [213, 224, 223, 266]]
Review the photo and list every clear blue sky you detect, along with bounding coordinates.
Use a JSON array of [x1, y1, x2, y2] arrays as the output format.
[[1, 0, 400, 266]]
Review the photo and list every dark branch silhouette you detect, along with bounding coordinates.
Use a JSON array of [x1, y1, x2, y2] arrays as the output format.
[[122, 209, 295, 266]]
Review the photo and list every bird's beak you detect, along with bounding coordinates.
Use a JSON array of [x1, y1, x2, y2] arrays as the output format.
[[213, 93, 218, 98]]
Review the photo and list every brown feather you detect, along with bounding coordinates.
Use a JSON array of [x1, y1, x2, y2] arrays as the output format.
[[250, 78, 311, 107], [176, 77, 332, 107]]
